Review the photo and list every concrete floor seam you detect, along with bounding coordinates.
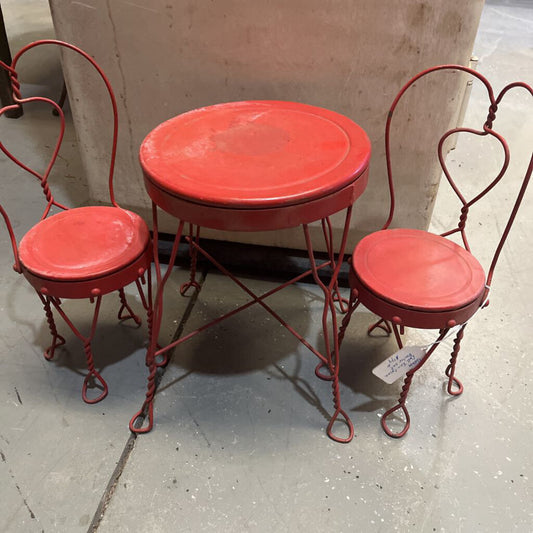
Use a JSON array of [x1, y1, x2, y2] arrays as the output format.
[[87, 435, 136, 533], [88, 266, 208, 533]]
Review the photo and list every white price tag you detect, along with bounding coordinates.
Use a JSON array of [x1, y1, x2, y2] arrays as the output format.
[[372, 345, 427, 384]]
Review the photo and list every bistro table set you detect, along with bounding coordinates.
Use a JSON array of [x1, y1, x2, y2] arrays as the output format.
[[1, 40, 531, 443]]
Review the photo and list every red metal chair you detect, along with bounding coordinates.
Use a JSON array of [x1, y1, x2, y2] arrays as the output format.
[[339, 65, 532, 437], [0, 40, 153, 403]]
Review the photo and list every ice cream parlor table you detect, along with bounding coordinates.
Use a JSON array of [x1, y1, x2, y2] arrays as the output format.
[[130, 100, 371, 443]]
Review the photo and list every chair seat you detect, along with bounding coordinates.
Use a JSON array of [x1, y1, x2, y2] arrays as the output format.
[[19, 206, 150, 281], [352, 228, 486, 312]]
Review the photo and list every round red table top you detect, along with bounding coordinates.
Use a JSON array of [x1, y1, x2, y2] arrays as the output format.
[[139, 100, 371, 209], [353, 229, 486, 312]]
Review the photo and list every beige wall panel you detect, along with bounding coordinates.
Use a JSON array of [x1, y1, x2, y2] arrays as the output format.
[[50, 0, 485, 250]]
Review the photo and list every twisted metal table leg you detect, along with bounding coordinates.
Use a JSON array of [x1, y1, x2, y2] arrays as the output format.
[[303, 207, 355, 443], [180, 224, 202, 296], [321, 217, 349, 313], [130, 207, 184, 433], [338, 288, 359, 349]]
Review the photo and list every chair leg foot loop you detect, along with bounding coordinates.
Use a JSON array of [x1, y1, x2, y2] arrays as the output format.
[[180, 280, 201, 296], [133, 352, 158, 433], [445, 364, 464, 396], [327, 408, 354, 443], [381, 403, 410, 438], [44, 334, 66, 360], [82, 371, 109, 404], [314, 361, 334, 381], [129, 402, 154, 434]]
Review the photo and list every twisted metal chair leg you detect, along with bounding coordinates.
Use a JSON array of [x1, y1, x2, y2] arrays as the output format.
[[445, 325, 465, 396], [117, 288, 142, 326], [381, 330, 446, 438], [368, 318, 393, 337], [381, 371, 415, 438], [391, 323, 404, 349], [81, 339, 109, 404], [45, 293, 109, 403], [79, 295, 108, 403], [39, 294, 66, 360]]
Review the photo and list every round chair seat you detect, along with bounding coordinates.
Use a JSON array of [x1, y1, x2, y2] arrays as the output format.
[[352, 228, 486, 313], [19, 206, 150, 281]]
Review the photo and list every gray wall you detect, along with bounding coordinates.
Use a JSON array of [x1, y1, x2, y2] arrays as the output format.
[[50, 0, 485, 250]]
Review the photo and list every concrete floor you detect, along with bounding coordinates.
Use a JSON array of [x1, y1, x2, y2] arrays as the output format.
[[1, 1, 532, 532]]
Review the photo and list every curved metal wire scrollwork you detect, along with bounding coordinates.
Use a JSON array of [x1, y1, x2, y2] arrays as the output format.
[[342, 65, 532, 438], [384, 65, 533, 293], [0, 40, 152, 406], [0, 40, 121, 271]]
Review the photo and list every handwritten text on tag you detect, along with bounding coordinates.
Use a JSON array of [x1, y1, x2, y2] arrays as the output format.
[[372, 346, 427, 384]]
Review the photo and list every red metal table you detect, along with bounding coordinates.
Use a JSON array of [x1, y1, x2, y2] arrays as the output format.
[[131, 100, 371, 443]]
